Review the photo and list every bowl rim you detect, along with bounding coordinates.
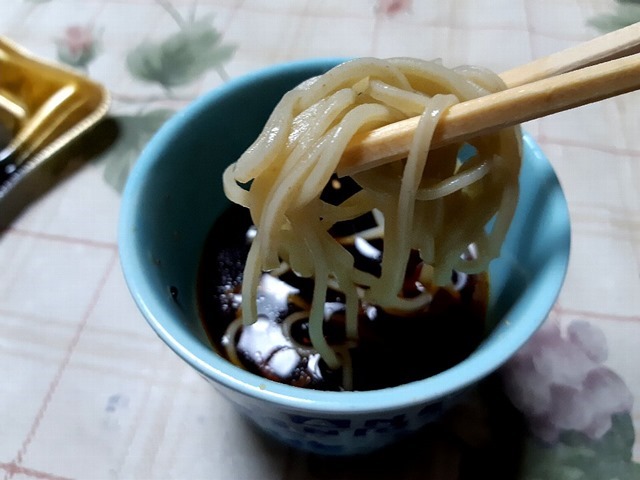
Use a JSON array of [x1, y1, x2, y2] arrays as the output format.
[[119, 58, 571, 414]]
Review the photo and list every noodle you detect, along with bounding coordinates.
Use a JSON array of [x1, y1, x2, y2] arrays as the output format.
[[222, 57, 522, 388]]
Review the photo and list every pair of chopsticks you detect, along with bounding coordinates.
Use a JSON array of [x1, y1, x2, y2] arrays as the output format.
[[340, 22, 640, 175]]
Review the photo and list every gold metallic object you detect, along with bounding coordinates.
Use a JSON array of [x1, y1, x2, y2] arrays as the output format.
[[0, 36, 110, 192]]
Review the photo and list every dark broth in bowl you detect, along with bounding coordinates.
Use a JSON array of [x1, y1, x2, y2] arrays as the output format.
[[197, 178, 490, 391]]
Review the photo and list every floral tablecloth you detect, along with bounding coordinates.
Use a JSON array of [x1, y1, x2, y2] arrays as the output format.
[[1, 1, 639, 479]]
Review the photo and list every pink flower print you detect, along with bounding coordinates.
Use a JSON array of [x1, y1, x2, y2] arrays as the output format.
[[502, 319, 633, 444], [567, 319, 608, 363], [375, 0, 412, 16], [56, 25, 99, 69]]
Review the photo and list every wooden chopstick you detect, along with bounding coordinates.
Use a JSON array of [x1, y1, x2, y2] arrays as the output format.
[[501, 22, 640, 88], [339, 23, 640, 176]]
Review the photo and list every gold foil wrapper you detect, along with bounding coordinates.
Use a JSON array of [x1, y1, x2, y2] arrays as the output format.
[[0, 36, 110, 194]]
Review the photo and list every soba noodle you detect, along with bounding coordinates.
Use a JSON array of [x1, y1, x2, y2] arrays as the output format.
[[222, 57, 522, 388]]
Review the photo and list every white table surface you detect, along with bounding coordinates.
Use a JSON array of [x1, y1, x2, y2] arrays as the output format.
[[1, 1, 639, 479]]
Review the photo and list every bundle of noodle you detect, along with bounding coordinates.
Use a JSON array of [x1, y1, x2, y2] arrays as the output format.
[[222, 57, 522, 387]]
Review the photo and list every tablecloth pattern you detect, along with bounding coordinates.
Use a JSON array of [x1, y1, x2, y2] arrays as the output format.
[[1, 1, 639, 479]]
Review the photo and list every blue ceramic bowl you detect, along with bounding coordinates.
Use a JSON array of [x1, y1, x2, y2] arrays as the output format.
[[119, 58, 571, 456]]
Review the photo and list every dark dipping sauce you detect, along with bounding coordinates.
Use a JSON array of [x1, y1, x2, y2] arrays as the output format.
[[197, 201, 490, 392]]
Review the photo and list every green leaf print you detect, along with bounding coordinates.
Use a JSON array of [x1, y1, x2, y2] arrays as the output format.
[[99, 110, 174, 192], [126, 15, 236, 89], [589, 2, 640, 32], [521, 413, 640, 480]]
